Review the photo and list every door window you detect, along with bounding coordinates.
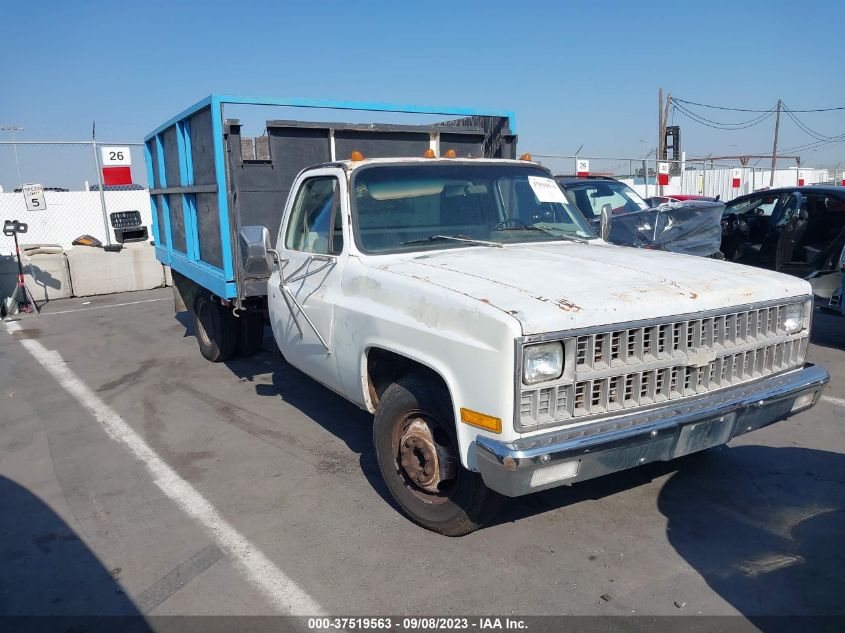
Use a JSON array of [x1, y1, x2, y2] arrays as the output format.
[[285, 177, 343, 254], [726, 194, 781, 217]]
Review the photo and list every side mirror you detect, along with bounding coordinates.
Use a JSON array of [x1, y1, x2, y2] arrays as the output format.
[[239, 225, 275, 277], [600, 204, 613, 241]]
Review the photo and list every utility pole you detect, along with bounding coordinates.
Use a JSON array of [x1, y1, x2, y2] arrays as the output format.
[[658, 89, 664, 158], [658, 90, 671, 194], [770, 99, 781, 187], [658, 89, 664, 194]]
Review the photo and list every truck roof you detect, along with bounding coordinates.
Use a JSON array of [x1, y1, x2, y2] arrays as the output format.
[[322, 157, 543, 171]]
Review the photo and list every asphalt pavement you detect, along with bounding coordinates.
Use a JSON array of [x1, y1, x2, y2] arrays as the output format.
[[1, 287, 843, 621]]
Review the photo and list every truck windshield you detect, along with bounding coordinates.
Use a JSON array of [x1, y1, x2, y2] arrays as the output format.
[[351, 164, 595, 253]]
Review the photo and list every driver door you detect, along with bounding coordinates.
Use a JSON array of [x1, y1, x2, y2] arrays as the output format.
[[774, 193, 808, 272], [268, 168, 348, 393]]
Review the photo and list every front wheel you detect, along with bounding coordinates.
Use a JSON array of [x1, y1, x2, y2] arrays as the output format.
[[373, 374, 504, 536]]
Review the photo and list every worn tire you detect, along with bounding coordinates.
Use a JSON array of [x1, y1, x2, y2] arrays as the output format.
[[193, 293, 238, 362], [373, 373, 504, 536], [237, 310, 266, 357]]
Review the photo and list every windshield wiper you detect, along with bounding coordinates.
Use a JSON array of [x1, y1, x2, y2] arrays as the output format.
[[495, 224, 590, 243], [400, 234, 503, 248]]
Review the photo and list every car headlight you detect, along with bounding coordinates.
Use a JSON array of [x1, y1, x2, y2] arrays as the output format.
[[783, 303, 806, 335], [523, 342, 563, 385]]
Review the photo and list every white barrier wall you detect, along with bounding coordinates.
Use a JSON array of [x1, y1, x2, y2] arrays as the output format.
[[622, 168, 830, 202], [0, 190, 152, 255]]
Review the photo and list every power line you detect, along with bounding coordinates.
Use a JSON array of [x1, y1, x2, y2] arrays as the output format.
[[674, 97, 845, 113], [674, 101, 775, 127], [780, 135, 845, 154], [674, 97, 845, 155], [782, 102, 837, 141], [672, 101, 775, 130]]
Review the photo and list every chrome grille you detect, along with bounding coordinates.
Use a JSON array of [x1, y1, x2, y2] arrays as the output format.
[[574, 305, 791, 371], [518, 301, 810, 431]]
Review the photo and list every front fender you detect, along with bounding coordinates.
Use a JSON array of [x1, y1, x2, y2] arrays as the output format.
[[334, 259, 523, 468]]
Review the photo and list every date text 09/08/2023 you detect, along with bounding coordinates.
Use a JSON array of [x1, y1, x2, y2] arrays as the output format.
[[307, 617, 529, 630]]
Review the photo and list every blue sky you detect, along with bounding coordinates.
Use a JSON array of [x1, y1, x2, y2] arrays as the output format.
[[2, 0, 844, 189]]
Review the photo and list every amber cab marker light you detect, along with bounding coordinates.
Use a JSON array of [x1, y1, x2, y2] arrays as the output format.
[[519, 153, 532, 161], [350, 150, 365, 161], [460, 408, 502, 433], [423, 148, 436, 158], [444, 148, 457, 158]]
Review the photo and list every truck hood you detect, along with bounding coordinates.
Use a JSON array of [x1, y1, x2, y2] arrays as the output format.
[[374, 242, 811, 335]]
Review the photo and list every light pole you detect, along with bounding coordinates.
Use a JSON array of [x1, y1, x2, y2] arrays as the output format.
[[0, 125, 24, 188]]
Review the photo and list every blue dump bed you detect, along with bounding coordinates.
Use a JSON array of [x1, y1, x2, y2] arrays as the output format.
[[144, 95, 517, 304]]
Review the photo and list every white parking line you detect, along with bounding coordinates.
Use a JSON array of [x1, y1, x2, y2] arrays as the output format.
[[821, 395, 845, 408], [33, 297, 169, 316], [4, 320, 324, 615]]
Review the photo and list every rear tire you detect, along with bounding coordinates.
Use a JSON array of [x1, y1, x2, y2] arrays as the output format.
[[237, 310, 266, 357], [373, 373, 504, 536], [193, 293, 238, 362]]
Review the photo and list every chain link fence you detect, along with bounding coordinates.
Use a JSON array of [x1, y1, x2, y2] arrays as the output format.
[[0, 142, 149, 254], [1, 142, 840, 255]]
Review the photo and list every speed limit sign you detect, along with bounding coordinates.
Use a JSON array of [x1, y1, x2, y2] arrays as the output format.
[[22, 183, 47, 211]]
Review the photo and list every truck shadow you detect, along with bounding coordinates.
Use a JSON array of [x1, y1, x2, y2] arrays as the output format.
[[810, 309, 845, 351], [216, 329, 394, 502], [657, 445, 844, 621], [505, 444, 845, 624], [0, 474, 152, 628]]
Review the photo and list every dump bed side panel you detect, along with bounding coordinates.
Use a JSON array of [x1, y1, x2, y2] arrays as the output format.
[[145, 97, 236, 299], [145, 95, 516, 303]]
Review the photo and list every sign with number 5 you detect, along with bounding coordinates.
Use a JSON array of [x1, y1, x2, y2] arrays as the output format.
[[101, 146, 131, 166], [22, 183, 47, 212]]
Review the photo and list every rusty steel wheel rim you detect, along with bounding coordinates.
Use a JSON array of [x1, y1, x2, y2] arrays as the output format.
[[394, 413, 459, 504]]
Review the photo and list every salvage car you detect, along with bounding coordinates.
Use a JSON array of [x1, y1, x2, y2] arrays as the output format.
[[555, 175, 649, 227], [556, 176, 724, 257], [148, 96, 830, 535], [720, 186, 845, 276]]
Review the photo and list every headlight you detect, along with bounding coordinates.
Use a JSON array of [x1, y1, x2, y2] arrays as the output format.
[[523, 342, 563, 385], [783, 303, 806, 334]]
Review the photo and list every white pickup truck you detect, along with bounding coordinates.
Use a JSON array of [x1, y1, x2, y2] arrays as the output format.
[[233, 155, 829, 535], [148, 98, 829, 535]]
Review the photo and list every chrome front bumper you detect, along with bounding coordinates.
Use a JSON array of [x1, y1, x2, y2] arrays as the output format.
[[475, 364, 830, 497]]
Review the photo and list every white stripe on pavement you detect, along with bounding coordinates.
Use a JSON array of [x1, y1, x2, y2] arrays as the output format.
[[34, 297, 169, 316], [821, 395, 845, 408], [4, 320, 324, 615]]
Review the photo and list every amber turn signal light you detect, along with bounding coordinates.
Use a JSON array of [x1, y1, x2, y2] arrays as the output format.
[[519, 153, 532, 161], [460, 408, 502, 433], [444, 148, 457, 158], [350, 150, 365, 161], [423, 148, 436, 158]]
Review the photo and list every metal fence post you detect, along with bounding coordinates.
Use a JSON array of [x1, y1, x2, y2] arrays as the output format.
[[91, 140, 112, 245], [643, 160, 648, 198]]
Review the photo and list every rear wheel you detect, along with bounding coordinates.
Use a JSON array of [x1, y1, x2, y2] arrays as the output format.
[[373, 373, 504, 536], [193, 293, 238, 362]]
